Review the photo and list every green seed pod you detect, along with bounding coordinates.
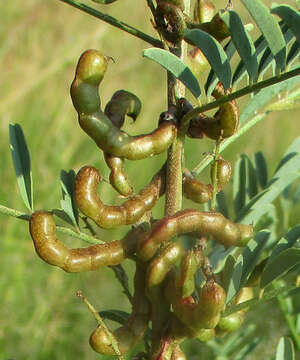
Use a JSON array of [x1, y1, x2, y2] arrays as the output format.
[[210, 156, 232, 189], [176, 250, 199, 298], [104, 153, 133, 197], [71, 50, 177, 160], [166, 276, 226, 331], [188, 83, 239, 140], [193, 0, 216, 23], [187, 47, 210, 77], [171, 345, 186, 360], [104, 90, 142, 129], [137, 209, 253, 261], [146, 242, 183, 298], [29, 211, 143, 273], [155, 2, 186, 44], [75, 165, 165, 229], [90, 263, 150, 355]]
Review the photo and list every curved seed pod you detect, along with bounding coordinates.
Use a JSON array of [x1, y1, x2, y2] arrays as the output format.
[[188, 83, 239, 140], [166, 276, 226, 331], [104, 153, 133, 197], [104, 90, 142, 129], [216, 287, 254, 336], [171, 345, 186, 360], [176, 250, 199, 298], [90, 263, 150, 355], [155, 2, 186, 44], [146, 242, 183, 298], [137, 209, 253, 261], [187, 47, 210, 77], [183, 157, 231, 204], [71, 50, 177, 160], [75, 165, 165, 229], [29, 211, 143, 273], [193, 0, 216, 23]]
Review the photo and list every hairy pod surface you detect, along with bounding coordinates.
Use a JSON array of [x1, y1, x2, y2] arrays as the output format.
[[104, 153, 133, 197], [75, 165, 165, 229], [183, 157, 231, 203], [90, 263, 150, 355], [188, 83, 239, 140], [29, 211, 142, 272], [71, 50, 177, 160], [137, 209, 253, 261], [104, 90, 142, 129]]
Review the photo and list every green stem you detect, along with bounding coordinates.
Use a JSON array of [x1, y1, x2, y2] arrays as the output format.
[[180, 67, 300, 132], [210, 139, 222, 211], [58, 0, 162, 47], [192, 112, 267, 176], [109, 264, 133, 305], [274, 283, 300, 350], [77, 291, 125, 360], [0, 204, 105, 245]]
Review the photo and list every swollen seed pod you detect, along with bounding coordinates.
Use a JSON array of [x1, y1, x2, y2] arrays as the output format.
[[210, 156, 232, 189], [193, 0, 216, 23], [137, 209, 253, 261], [176, 250, 199, 298], [104, 153, 133, 197], [188, 83, 239, 140], [74, 165, 165, 229], [90, 262, 150, 355], [29, 211, 143, 272], [71, 50, 177, 160], [104, 90, 142, 129], [171, 345, 186, 360]]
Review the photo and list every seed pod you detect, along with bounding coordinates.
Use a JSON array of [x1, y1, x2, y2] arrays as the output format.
[[215, 287, 254, 336], [193, 0, 216, 23], [187, 47, 210, 77], [176, 250, 199, 298], [137, 209, 253, 261], [75, 165, 165, 229], [29, 211, 143, 272], [104, 90, 142, 129], [90, 263, 150, 355], [166, 276, 226, 331], [188, 83, 239, 140], [183, 157, 231, 204], [146, 242, 183, 298], [156, 0, 184, 11], [71, 50, 177, 160], [171, 345, 186, 360], [104, 153, 133, 197], [155, 2, 186, 44]]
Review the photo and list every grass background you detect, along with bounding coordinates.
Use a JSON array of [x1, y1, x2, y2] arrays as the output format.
[[0, 0, 299, 359]]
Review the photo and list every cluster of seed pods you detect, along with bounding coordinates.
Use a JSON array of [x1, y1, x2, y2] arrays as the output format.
[[28, 2, 254, 357]]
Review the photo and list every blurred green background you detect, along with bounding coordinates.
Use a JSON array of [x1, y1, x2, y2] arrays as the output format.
[[0, 1, 299, 359]]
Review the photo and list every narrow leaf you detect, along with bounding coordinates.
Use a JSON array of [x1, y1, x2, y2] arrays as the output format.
[[261, 248, 300, 288], [143, 48, 201, 99], [92, 0, 117, 3], [216, 190, 229, 218], [206, 40, 236, 96], [287, 40, 300, 66], [184, 29, 231, 89], [243, 154, 259, 199], [99, 310, 130, 325], [233, 156, 247, 217], [241, 0, 286, 72], [275, 337, 295, 360], [222, 254, 243, 303], [240, 230, 270, 287], [254, 151, 268, 189], [60, 170, 79, 229], [9, 123, 33, 211], [271, 4, 300, 46], [221, 10, 258, 82]]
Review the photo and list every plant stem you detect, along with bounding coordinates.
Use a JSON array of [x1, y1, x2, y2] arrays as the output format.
[[192, 112, 267, 176], [180, 66, 300, 132], [58, 0, 162, 47], [77, 291, 125, 359], [0, 204, 105, 245], [210, 139, 222, 211]]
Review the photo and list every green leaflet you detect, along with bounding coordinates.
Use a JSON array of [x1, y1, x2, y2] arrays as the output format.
[[60, 169, 79, 229], [275, 337, 295, 360], [254, 151, 268, 189], [241, 0, 286, 72], [9, 123, 33, 212], [222, 254, 243, 304], [221, 10, 258, 83], [184, 28, 231, 90], [143, 48, 201, 99]]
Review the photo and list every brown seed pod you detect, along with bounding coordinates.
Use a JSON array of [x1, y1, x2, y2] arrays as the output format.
[[183, 157, 232, 204], [104, 153, 133, 197], [137, 209, 253, 261], [74, 165, 165, 229], [188, 83, 239, 140], [29, 211, 143, 272], [90, 262, 150, 355]]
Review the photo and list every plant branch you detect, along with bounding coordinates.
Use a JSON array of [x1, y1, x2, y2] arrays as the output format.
[[192, 112, 267, 176], [181, 67, 300, 132], [0, 204, 105, 245], [58, 0, 162, 47]]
